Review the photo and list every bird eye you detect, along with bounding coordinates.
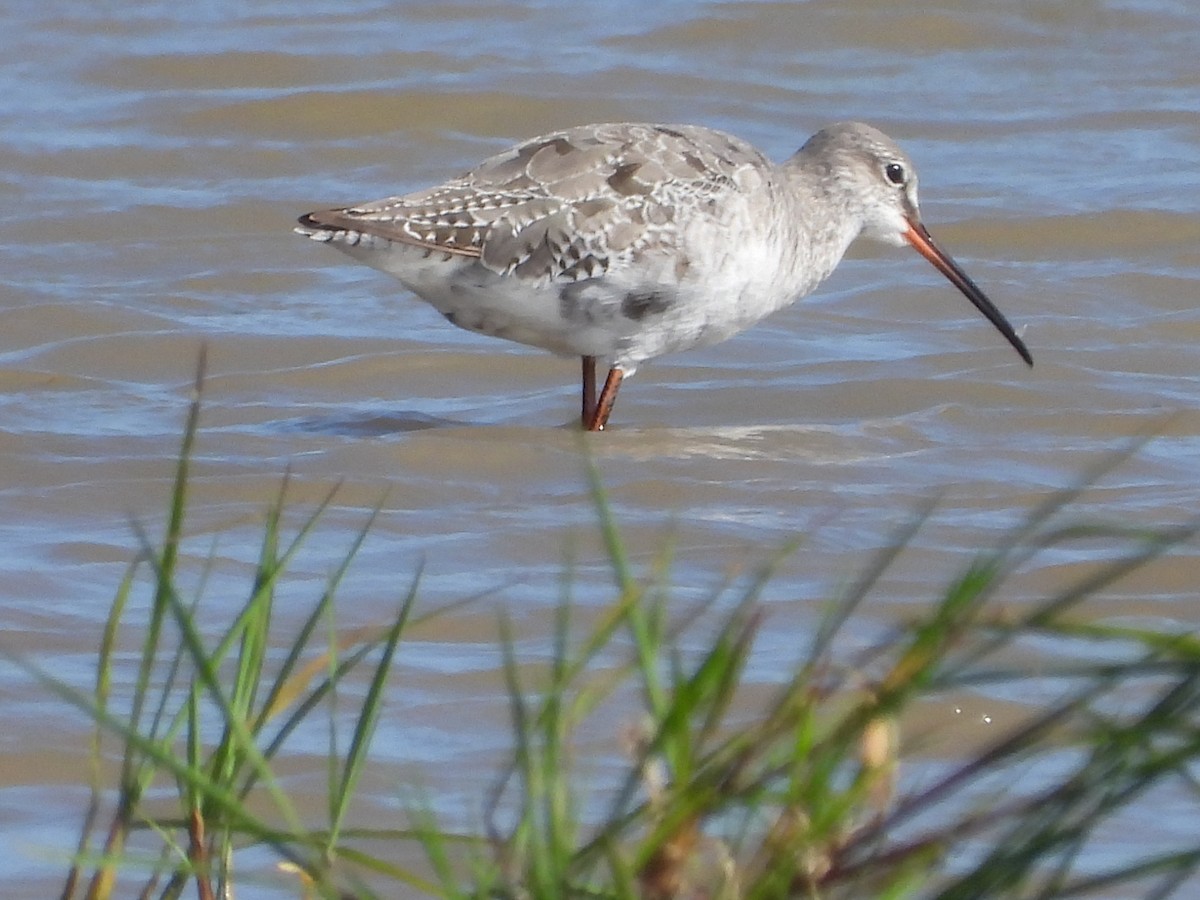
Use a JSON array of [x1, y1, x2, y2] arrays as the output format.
[[884, 162, 906, 185]]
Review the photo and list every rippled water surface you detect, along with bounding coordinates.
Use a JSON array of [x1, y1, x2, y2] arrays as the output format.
[[3, 1, 1200, 894]]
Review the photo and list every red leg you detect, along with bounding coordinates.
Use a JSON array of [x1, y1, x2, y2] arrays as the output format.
[[581, 356, 597, 427], [586, 366, 624, 432]]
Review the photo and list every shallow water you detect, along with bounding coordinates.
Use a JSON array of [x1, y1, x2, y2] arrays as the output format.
[[3, 1, 1200, 894]]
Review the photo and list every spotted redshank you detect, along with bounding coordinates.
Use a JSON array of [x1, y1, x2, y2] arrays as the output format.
[[296, 121, 1031, 430]]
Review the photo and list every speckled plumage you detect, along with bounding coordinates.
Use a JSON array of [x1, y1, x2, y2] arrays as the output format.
[[297, 121, 1031, 429]]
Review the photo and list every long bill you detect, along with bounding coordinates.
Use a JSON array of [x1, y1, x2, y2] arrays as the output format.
[[904, 221, 1033, 366]]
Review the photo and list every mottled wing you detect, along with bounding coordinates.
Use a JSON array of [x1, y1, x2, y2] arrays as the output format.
[[301, 123, 772, 284]]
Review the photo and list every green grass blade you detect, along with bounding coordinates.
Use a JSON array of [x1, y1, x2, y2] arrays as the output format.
[[327, 568, 421, 848]]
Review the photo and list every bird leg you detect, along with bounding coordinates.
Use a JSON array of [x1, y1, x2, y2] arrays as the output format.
[[581, 356, 597, 427], [586, 366, 624, 432]]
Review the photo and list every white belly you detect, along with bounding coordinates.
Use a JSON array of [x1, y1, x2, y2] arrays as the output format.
[[321, 220, 823, 370]]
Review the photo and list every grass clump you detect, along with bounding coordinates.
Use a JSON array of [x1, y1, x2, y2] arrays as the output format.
[[437, 452, 1200, 900], [8, 358, 1200, 899], [8, 353, 432, 899]]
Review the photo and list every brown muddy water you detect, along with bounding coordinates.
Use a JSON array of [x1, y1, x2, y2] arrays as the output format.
[[3, 2, 1200, 895]]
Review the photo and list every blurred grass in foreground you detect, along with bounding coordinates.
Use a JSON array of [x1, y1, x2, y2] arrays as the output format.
[[8, 356, 1200, 899]]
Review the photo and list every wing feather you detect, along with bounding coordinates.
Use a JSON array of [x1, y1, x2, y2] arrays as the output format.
[[301, 123, 772, 282]]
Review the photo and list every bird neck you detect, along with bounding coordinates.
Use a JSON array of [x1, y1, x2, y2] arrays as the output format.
[[774, 159, 864, 290]]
